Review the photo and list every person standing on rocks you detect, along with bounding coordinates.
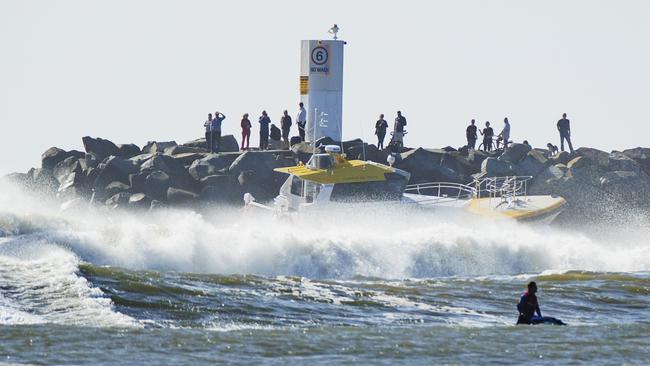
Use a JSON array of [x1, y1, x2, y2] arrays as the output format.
[[375, 114, 388, 149], [296, 102, 307, 141], [240, 113, 251, 150], [557, 113, 574, 153], [466, 119, 478, 150], [394, 111, 407, 133], [210, 111, 226, 153], [203, 113, 213, 152], [497, 117, 511, 150], [258, 110, 271, 150], [480, 121, 494, 151], [280, 110, 292, 148]]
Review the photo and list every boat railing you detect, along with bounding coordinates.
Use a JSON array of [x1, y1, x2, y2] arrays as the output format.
[[404, 181, 477, 201], [474, 176, 533, 201], [404, 176, 533, 202]]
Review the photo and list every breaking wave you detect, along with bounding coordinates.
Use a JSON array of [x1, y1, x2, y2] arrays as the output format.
[[1, 179, 649, 279]]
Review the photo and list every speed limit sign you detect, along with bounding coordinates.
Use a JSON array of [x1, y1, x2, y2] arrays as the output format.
[[311, 46, 329, 65]]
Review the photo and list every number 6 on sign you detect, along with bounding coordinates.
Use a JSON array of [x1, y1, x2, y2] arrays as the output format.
[[311, 46, 328, 65]]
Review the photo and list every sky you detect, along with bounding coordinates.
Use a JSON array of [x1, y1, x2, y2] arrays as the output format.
[[1, 0, 649, 175]]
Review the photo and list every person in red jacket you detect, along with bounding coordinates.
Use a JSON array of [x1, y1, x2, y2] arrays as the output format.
[[517, 281, 566, 325], [241, 113, 251, 150]]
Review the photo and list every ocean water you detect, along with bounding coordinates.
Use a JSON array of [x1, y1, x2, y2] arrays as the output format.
[[1, 181, 649, 365]]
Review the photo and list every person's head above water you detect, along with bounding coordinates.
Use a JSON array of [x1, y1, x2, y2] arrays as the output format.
[[527, 281, 538, 294]]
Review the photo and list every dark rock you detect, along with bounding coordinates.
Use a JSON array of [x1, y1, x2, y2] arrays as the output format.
[[345, 143, 387, 164], [166, 187, 199, 205], [599, 170, 650, 203], [498, 143, 531, 164], [129, 172, 148, 193], [57, 171, 87, 199], [29, 168, 59, 193], [142, 141, 177, 155], [228, 151, 295, 197], [442, 146, 457, 152], [128, 193, 152, 208], [341, 138, 364, 151], [141, 153, 194, 190], [181, 138, 209, 150], [144, 170, 171, 201], [118, 144, 141, 159], [622, 147, 650, 175], [219, 135, 240, 153], [574, 147, 609, 168], [607, 151, 639, 172], [105, 192, 132, 207], [41, 147, 69, 170], [566, 156, 601, 186], [172, 152, 206, 166], [236, 170, 276, 202], [480, 157, 515, 177], [165, 146, 208, 155], [105, 181, 130, 197], [395, 148, 461, 184], [85, 153, 100, 169], [82, 136, 120, 161], [92, 156, 140, 199], [53, 156, 83, 184], [515, 150, 549, 177], [128, 153, 155, 166]]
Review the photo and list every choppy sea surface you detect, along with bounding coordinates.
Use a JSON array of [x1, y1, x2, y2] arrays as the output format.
[[1, 181, 649, 365]]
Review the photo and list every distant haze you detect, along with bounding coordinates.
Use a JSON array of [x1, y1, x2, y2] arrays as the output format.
[[1, 0, 649, 174]]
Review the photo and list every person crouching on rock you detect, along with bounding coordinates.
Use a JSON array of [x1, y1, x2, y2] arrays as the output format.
[[269, 123, 282, 150], [203, 113, 213, 151], [258, 110, 271, 150], [241, 113, 251, 150]]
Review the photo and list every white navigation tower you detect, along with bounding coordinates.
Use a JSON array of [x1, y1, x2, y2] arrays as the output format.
[[300, 25, 345, 142]]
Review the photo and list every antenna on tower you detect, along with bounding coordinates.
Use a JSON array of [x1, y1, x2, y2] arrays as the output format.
[[328, 24, 339, 40]]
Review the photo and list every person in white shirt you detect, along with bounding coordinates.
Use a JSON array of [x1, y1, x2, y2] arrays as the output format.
[[296, 102, 307, 141], [497, 117, 511, 149]]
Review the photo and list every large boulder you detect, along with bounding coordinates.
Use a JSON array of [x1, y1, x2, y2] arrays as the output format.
[[345, 143, 387, 164], [92, 156, 140, 199], [199, 174, 243, 205], [515, 149, 549, 177], [144, 170, 171, 201], [57, 171, 87, 199], [41, 147, 83, 170], [480, 157, 515, 177], [181, 138, 208, 150], [574, 147, 609, 169], [236, 170, 278, 202], [497, 143, 531, 164], [566, 156, 601, 186], [82, 136, 120, 161], [128, 153, 155, 166], [129, 171, 148, 193], [117, 144, 141, 159], [219, 135, 240, 153], [27, 168, 58, 193], [142, 141, 177, 155], [52, 156, 83, 184], [599, 170, 650, 204], [140, 153, 194, 190], [395, 148, 462, 184], [607, 151, 640, 173], [622, 147, 650, 175], [188, 153, 239, 181]]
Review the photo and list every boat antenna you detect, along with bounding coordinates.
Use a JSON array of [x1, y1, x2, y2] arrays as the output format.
[[312, 107, 318, 156]]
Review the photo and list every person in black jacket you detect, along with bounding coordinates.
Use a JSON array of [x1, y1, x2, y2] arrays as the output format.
[[466, 119, 478, 150], [480, 121, 494, 151], [375, 114, 388, 149], [557, 113, 574, 153], [280, 110, 292, 148]]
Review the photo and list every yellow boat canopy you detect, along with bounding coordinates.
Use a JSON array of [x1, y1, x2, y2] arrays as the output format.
[[274, 159, 394, 184]]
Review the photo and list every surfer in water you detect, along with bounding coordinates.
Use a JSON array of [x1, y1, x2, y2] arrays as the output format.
[[517, 281, 566, 325]]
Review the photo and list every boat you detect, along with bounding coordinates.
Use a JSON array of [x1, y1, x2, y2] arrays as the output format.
[[244, 145, 566, 224]]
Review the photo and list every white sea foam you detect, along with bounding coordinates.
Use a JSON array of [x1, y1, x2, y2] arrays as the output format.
[[1, 179, 650, 279]]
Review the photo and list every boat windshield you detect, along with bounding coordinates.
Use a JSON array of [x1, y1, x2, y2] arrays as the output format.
[[289, 175, 322, 203], [307, 154, 333, 170]]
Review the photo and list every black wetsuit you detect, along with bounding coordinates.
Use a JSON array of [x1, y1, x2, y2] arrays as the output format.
[[466, 125, 477, 149], [517, 291, 541, 325]]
